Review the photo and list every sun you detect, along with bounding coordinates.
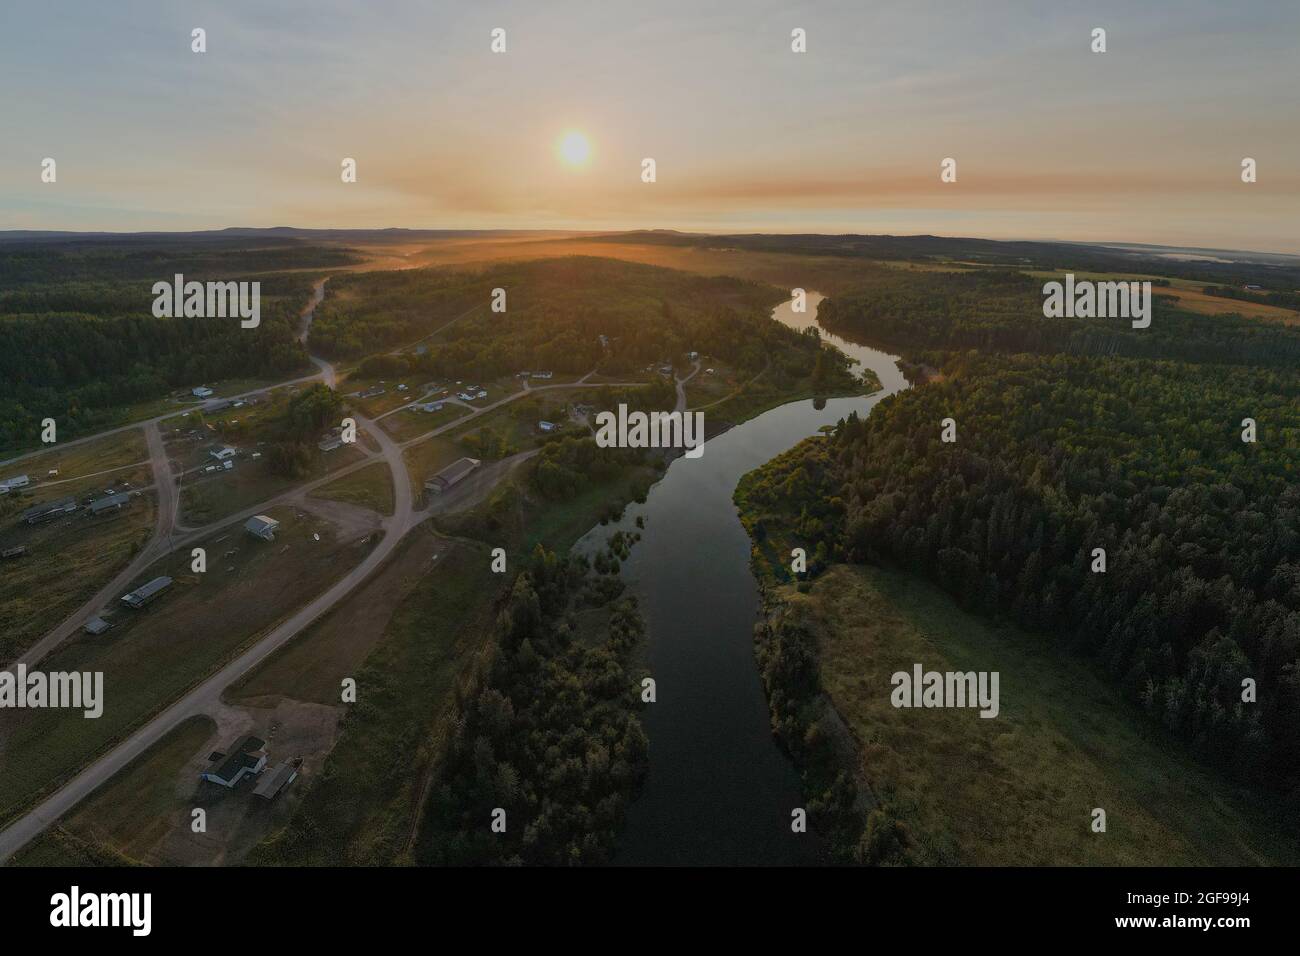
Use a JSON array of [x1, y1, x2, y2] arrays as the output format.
[[558, 130, 592, 167]]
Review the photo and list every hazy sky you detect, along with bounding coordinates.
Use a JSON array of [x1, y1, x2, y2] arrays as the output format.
[[2, 0, 1298, 252]]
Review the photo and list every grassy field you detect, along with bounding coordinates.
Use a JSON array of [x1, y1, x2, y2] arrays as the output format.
[[393, 237, 904, 296], [681, 362, 743, 407], [179, 444, 368, 525], [308, 461, 395, 516], [0, 428, 148, 501], [782, 563, 1299, 865], [0, 493, 156, 664], [247, 534, 502, 864], [1022, 269, 1299, 322], [433, 457, 661, 566], [10, 716, 217, 866], [377, 402, 470, 442], [0, 505, 373, 829], [228, 524, 449, 707], [446, 389, 586, 457]]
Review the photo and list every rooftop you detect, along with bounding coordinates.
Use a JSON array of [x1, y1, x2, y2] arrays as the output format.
[[427, 457, 481, 488]]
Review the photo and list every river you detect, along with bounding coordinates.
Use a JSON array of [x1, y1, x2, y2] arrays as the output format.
[[576, 291, 909, 864]]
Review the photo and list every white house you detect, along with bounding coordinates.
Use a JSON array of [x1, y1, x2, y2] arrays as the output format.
[[201, 735, 268, 788], [0, 475, 31, 492], [538, 421, 557, 433], [209, 446, 236, 462], [192, 386, 214, 398]]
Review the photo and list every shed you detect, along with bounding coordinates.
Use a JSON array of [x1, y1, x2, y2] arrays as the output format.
[[252, 762, 299, 800], [245, 514, 280, 541]]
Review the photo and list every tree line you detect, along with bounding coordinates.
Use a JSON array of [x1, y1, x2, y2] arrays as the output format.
[[818, 268, 1300, 369], [317, 256, 832, 385], [740, 351, 1300, 802]]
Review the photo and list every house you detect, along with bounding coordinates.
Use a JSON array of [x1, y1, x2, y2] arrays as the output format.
[[245, 514, 279, 541], [538, 420, 557, 433], [416, 402, 444, 413], [222, 460, 234, 471], [1245, 284, 1263, 291], [89, 492, 131, 516], [201, 736, 268, 788], [396, 384, 408, 392], [531, 371, 553, 380], [424, 457, 481, 495], [83, 616, 112, 636], [252, 762, 299, 800], [21, 496, 78, 525], [192, 386, 214, 398], [122, 576, 172, 609], [210, 446, 237, 462], [0, 475, 31, 493], [687, 351, 700, 361], [358, 385, 386, 400]]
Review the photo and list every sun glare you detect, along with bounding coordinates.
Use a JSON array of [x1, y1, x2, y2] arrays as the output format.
[[558, 130, 592, 167]]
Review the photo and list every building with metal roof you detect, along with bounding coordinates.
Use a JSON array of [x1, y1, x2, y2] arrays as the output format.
[[89, 492, 131, 516], [424, 457, 481, 495], [121, 575, 172, 609], [245, 514, 280, 541], [21, 496, 78, 525], [252, 762, 299, 800]]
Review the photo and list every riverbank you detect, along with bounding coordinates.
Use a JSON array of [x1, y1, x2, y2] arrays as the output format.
[[735, 435, 1300, 866]]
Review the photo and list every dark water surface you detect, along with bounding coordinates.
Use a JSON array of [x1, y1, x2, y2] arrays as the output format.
[[577, 293, 908, 865]]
